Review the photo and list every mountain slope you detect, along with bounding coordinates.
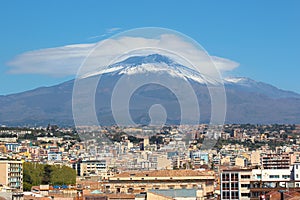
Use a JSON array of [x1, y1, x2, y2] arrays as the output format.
[[1, 54, 300, 126]]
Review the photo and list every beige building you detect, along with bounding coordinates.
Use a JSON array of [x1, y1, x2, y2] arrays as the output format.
[[105, 169, 215, 199], [235, 157, 246, 168], [80, 160, 107, 177], [250, 151, 260, 166], [156, 156, 172, 170], [220, 156, 231, 166], [0, 160, 23, 191]]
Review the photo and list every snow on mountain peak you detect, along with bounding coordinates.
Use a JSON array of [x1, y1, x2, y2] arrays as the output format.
[[224, 77, 250, 84], [85, 54, 220, 85], [224, 77, 264, 86]]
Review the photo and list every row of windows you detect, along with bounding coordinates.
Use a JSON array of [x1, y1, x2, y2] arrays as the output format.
[[241, 175, 250, 179], [222, 173, 250, 180], [256, 174, 290, 179], [241, 193, 250, 197], [222, 191, 239, 199], [241, 184, 250, 188], [269, 175, 280, 179], [115, 185, 196, 193], [269, 175, 290, 179], [222, 173, 238, 180], [222, 183, 238, 190]]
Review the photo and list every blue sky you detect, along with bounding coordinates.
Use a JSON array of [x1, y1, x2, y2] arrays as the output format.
[[0, 1, 300, 94]]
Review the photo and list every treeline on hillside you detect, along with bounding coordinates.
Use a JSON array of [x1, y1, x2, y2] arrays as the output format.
[[23, 162, 76, 191]]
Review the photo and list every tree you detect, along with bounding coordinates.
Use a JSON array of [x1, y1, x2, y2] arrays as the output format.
[[50, 165, 76, 185], [42, 165, 52, 184], [23, 162, 76, 191]]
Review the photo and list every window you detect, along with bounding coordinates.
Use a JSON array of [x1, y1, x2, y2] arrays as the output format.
[[222, 183, 230, 190], [231, 191, 239, 199], [222, 191, 230, 199], [242, 193, 250, 197], [231, 182, 238, 190], [241, 184, 250, 188], [241, 175, 250, 179], [231, 173, 238, 180], [270, 175, 280, 179], [257, 174, 262, 179], [222, 173, 230, 181], [297, 174, 299, 179], [283, 175, 290, 179]]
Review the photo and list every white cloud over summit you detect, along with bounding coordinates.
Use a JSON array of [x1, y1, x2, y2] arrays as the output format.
[[7, 34, 239, 78]]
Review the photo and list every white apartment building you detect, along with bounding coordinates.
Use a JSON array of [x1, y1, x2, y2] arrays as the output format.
[[221, 164, 300, 200], [221, 169, 251, 200]]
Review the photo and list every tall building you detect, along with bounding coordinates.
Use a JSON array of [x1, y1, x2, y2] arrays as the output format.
[[261, 153, 290, 169], [0, 160, 23, 191], [221, 169, 251, 200]]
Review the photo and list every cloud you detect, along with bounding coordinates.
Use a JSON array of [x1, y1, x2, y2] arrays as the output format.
[[7, 43, 96, 76], [7, 34, 239, 78], [210, 56, 240, 71]]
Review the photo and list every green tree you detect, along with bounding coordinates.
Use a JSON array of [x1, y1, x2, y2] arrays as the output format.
[[42, 165, 52, 184], [50, 165, 76, 185], [23, 162, 76, 191]]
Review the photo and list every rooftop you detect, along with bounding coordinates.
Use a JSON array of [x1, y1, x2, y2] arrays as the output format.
[[148, 189, 197, 198], [112, 169, 214, 178]]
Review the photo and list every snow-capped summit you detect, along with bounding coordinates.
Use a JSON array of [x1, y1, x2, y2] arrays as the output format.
[[85, 54, 300, 99], [87, 54, 220, 85], [224, 77, 253, 84]]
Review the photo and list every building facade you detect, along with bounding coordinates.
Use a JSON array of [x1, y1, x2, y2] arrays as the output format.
[[105, 169, 215, 199], [0, 160, 23, 191], [221, 169, 251, 200]]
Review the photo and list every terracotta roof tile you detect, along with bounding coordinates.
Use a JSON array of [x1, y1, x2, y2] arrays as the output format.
[[112, 170, 214, 178]]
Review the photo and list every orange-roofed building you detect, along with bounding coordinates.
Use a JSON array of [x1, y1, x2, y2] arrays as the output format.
[[104, 169, 215, 199]]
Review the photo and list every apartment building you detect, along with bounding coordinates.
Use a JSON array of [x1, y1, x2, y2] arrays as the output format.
[[261, 153, 290, 169], [221, 169, 251, 200], [0, 160, 23, 191], [221, 164, 300, 200], [80, 160, 107, 177]]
